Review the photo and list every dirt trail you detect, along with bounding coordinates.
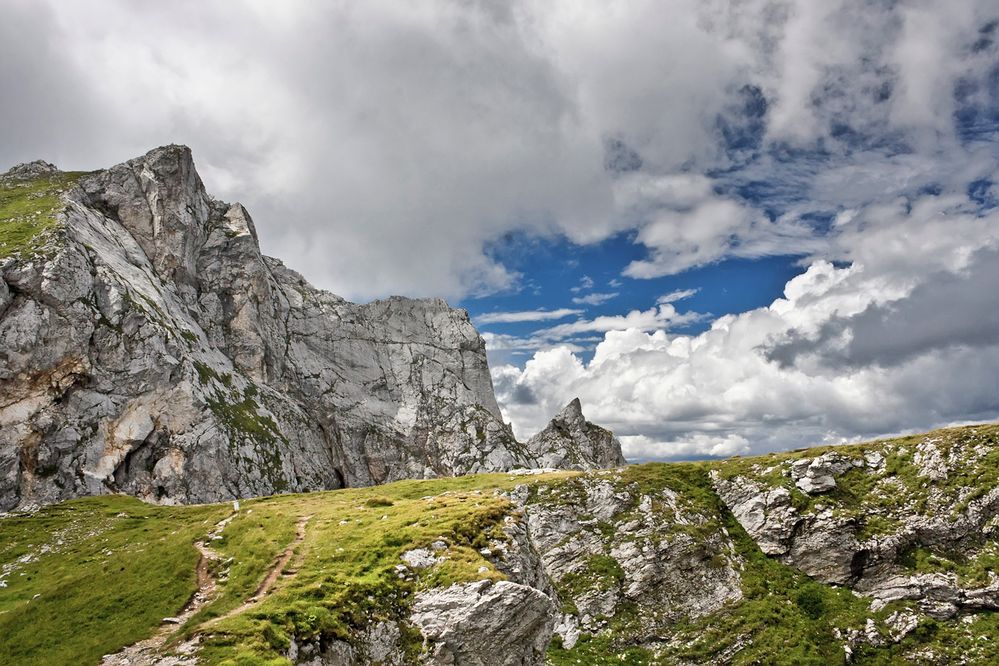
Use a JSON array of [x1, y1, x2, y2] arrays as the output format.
[[100, 512, 237, 666], [212, 513, 312, 622], [100, 512, 312, 664]]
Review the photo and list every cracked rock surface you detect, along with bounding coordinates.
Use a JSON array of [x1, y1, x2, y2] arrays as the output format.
[[713, 427, 999, 618], [0, 145, 622, 510], [525, 398, 627, 471]]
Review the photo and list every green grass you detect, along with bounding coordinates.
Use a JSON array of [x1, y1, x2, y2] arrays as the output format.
[[709, 424, 999, 530], [548, 634, 656, 665], [544, 463, 881, 665], [666, 503, 877, 665], [0, 170, 84, 260], [206, 385, 286, 447], [0, 472, 574, 666], [707, 424, 999, 594], [0, 496, 228, 666], [190, 475, 560, 665], [3, 424, 999, 665]]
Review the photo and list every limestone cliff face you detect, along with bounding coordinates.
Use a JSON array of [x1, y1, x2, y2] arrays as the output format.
[[0, 145, 622, 510]]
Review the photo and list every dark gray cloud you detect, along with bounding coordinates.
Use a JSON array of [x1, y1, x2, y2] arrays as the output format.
[[3, 0, 993, 302], [766, 249, 999, 369], [0, 2, 110, 167]]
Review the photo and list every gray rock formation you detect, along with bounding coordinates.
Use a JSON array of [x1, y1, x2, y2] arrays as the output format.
[[437, 472, 746, 657], [789, 452, 861, 494], [410, 580, 555, 665], [525, 398, 626, 470], [288, 469, 745, 664], [511, 475, 743, 646], [713, 429, 999, 619], [0, 145, 623, 510], [8, 425, 999, 664]]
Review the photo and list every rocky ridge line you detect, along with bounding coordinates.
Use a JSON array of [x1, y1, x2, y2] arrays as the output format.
[[0, 145, 625, 511]]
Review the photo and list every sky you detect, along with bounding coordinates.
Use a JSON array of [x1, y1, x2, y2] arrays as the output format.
[[2, 0, 998, 460]]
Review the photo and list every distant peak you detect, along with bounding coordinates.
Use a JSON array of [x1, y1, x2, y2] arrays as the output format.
[[3, 160, 60, 180], [557, 397, 585, 423]]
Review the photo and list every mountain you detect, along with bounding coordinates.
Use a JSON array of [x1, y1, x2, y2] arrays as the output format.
[[8, 146, 998, 666], [0, 146, 624, 511], [526, 398, 627, 470], [2, 424, 998, 665]]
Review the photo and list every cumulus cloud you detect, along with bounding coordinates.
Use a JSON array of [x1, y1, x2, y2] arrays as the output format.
[[481, 299, 706, 368], [536, 304, 706, 339], [2, 0, 993, 300], [2, 0, 996, 459], [623, 198, 825, 278], [495, 191, 999, 456]]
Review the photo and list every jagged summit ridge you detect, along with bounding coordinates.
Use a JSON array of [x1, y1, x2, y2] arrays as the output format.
[[558, 396, 585, 422], [0, 145, 623, 510], [527, 397, 627, 470]]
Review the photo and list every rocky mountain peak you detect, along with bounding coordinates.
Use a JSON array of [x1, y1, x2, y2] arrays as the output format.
[[527, 398, 627, 470], [555, 397, 585, 424], [78, 144, 212, 298], [0, 144, 625, 510]]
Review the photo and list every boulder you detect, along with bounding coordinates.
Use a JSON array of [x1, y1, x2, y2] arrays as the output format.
[[410, 580, 555, 665]]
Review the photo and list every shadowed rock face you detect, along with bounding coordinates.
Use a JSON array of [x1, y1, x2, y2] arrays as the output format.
[[0, 145, 621, 510]]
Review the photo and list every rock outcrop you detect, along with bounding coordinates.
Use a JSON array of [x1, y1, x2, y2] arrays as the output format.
[[325, 469, 746, 663], [0, 145, 622, 510], [713, 426, 999, 620], [525, 398, 627, 470], [506, 473, 743, 648], [410, 580, 555, 665]]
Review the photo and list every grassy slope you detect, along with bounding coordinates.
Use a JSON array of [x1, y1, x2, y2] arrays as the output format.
[[190, 473, 577, 665], [2, 426, 998, 665], [713, 423, 999, 564], [0, 472, 574, 666], [0, 170, 85, 260], [0, 497, 228, 666]]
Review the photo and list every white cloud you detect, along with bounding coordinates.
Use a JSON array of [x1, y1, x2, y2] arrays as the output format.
[[624, 199, 822, 279], [2, 1, 997, 459], [613, 172, 715, 211], [657, 288, 699, 304], [888, 2, 976, 141], [571, 291, 619, 305], [570, 276, 595, 293], [536, 304, 706, 340], [482, 332, 596, 353], [495, 191, 999, 456], [480, 298, 706, 366], [477, 308, 582, 324], [620, 433, 750, 461]]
